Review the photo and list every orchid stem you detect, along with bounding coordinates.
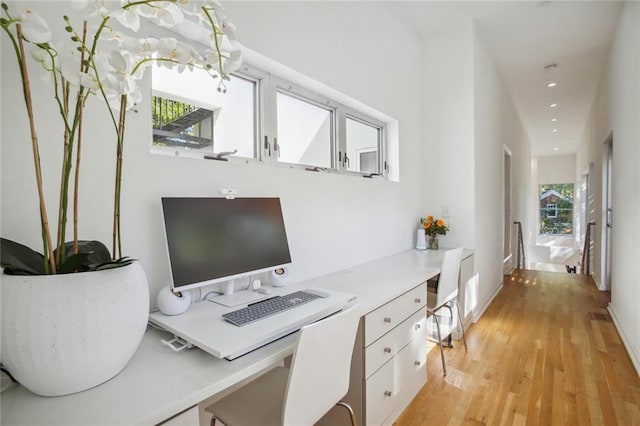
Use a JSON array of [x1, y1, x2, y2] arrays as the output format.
[[15, 24, 56, 274]]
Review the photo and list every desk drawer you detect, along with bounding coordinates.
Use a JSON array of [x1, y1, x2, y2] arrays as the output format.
[[365, 334, 427, 425], [364, 282, 427, 347], [364, 308, 426, 379]]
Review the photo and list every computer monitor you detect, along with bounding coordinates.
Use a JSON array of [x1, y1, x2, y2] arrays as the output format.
[[161, 197, 292, 292]]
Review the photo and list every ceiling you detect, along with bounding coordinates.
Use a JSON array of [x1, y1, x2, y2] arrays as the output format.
[[393, 0, 624, 157]]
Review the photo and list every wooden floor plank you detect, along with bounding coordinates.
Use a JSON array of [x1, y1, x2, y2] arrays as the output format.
[[394, 269, 640, 426]]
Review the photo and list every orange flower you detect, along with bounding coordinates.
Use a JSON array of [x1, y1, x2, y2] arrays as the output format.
[[427, 215, 434, 222], [436, 219, 444, 227]]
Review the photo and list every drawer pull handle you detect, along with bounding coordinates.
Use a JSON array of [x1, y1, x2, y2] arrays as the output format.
[[414, 360, 422, 366], [414, 298, 421, 303], [384, 390, 392, 397], [384, 347, 392, 354], [383, 317, 392, 323]]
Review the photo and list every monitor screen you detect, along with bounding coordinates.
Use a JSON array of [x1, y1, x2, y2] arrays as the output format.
[[161, 197, 292, 291]]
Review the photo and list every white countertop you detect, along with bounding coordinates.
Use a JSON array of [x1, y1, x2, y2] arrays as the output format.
[[0, 248, 470, 425]]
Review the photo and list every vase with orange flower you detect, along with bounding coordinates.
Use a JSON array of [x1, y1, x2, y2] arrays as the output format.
[[420, 215, 449, 250]]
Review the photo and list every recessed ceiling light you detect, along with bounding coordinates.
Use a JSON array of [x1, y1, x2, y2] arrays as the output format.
[[554, 147, 559, 151], [549, 103, 558, 108], [551, 118, 558, 122], [547, 82, 557, 88], [552, 129, 558, 133]]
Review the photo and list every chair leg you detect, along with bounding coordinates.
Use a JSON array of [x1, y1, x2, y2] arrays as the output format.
[[432, 312, 447, 376], [443, 303, 454, 347], [453, 300, 468, 352], [336, 401, 357, 426]]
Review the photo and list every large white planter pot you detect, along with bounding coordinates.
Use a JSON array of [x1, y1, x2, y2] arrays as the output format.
[[0, 261, 149, 396]]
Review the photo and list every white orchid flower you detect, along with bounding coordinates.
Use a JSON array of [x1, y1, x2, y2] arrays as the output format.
[[29, 45, 53, 70], [175, 0, 203, 16], [219, 20, 238, 41], [79, 71, 100, 91], [221, 47, 242, 74], [121, 37, 160, 61], [104, 50, 137, 95], [156, 38, 194, 66], [111, 8, 141, 32], [151, 2, 184, 28], [14, 6, 52, 43], [71, 0, 114, 18], [204, 42, 241, 76], [102, 86, 124, 111], [103, 29, 132, 47], [125, 2, 157, 19], [57, 47, 98, 91], [60, 57, 83, 86]]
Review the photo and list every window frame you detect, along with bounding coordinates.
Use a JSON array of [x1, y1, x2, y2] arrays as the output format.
[[150, 61, 391, 180], [269, 76, 338, 170], [150, 64, 265, 163], [340, 109, 386, 176], [538, 183, 575, 236]]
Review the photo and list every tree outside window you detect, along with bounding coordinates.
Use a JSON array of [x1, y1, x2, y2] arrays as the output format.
[[539, 183, 573, 235]]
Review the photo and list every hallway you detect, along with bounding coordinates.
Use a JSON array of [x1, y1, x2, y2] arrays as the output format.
[[396, 269, 640, 425]]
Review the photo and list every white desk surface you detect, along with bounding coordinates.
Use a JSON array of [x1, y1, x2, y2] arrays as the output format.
[[148, 287, 357, 359], [0, 248, 470, 426]]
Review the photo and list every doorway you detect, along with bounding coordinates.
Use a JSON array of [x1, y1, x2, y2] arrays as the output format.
[[601, 134, 613, 291], [503, 147, 512, 273]]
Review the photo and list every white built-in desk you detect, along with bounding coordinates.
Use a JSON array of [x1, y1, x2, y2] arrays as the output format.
[[0, 249, 473, 426]]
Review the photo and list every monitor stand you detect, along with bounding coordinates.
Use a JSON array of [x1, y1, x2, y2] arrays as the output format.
[[208, 290, 268, 308]]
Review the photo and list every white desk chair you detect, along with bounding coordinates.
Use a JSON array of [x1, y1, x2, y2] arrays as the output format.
[[205, 304, 361, 426], [427, 247, 467, 376]]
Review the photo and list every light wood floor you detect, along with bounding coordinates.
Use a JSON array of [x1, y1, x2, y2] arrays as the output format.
[[395, 269, 640, 425]]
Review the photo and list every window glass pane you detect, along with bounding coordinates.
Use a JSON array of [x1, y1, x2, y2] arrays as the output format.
[[151, 65, 256, 158], [276, 91, 332, 168], [539, 184, 574, 235], [346, 117, 379, 173]]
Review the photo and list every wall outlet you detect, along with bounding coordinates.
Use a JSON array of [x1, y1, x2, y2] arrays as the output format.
[[442, 206, 451, 218]]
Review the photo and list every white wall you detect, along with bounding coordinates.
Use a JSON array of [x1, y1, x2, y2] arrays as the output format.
[[536, 154, 577, 184], [421, 24, 475, 250], [1, 2, 424, 303], [472, 28, 530, 315], [576, 1, 640, 373], [421, 22, 530, 320]]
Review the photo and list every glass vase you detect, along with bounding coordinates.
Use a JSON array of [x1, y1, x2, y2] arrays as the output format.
[[428, 235, 439, 250]]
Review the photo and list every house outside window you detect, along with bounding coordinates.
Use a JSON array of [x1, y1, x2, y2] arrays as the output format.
[[539, 184, 574, 235]]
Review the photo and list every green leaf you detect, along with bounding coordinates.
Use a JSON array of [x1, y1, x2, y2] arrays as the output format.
[[54, 240, 113, 272], [94, 257, 136, 271], [77, 240, 112, 265], [0, 238, 46, 275], [57, 252, 93, 274]]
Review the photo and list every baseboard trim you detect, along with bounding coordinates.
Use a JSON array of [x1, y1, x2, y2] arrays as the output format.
[[591, 272, 605, 291], [608, 304, 640, 377], [472, 281, 503, 323]]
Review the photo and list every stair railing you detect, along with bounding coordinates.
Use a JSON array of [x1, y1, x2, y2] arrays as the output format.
[[581, 221, 596, 275], [514, 221, 525, 269]]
